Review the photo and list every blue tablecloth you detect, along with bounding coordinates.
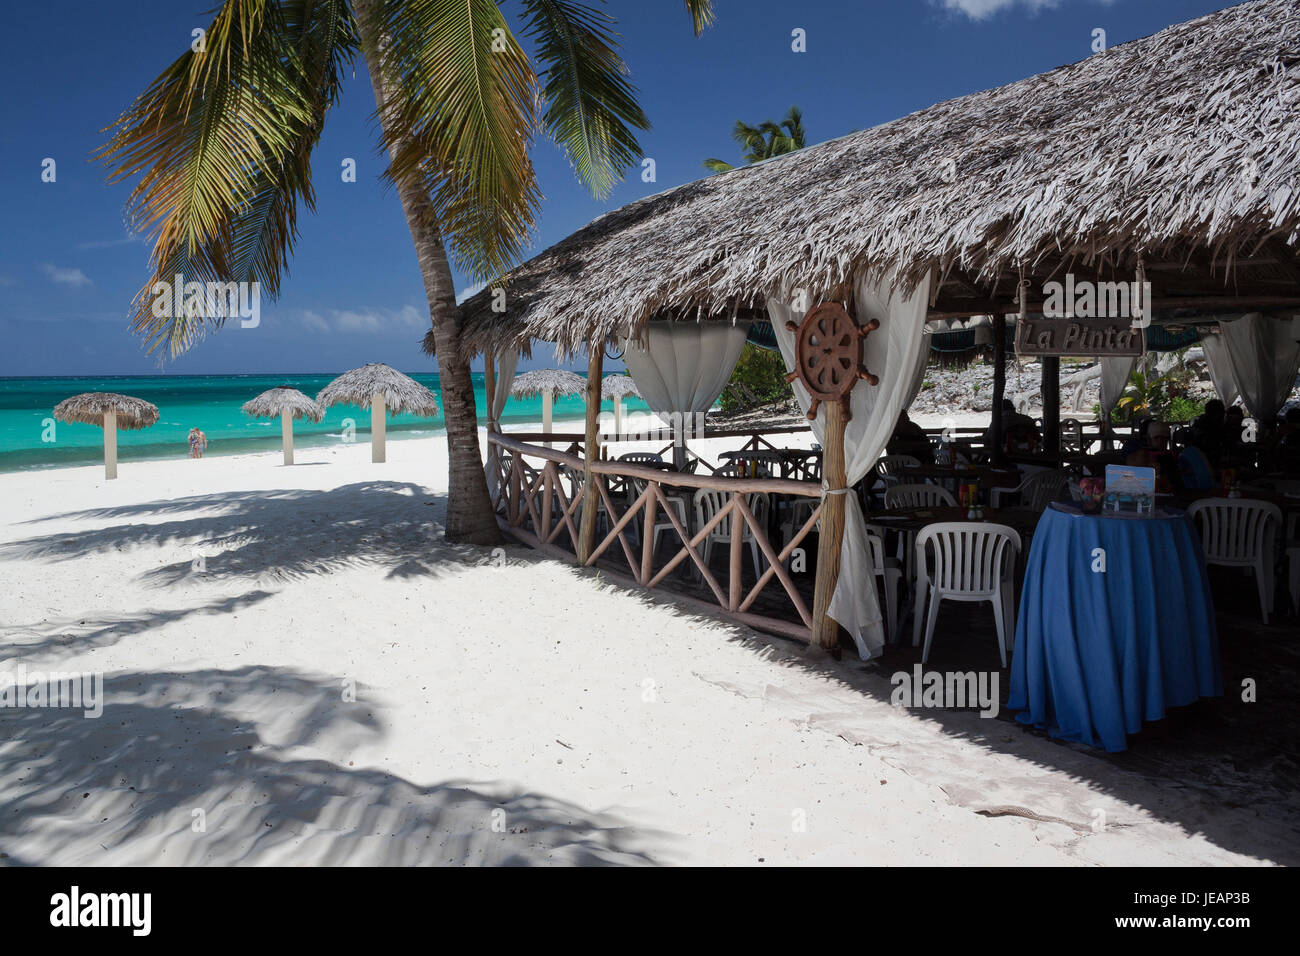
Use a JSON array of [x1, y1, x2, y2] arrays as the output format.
[[1008, 503, 1221, 752]]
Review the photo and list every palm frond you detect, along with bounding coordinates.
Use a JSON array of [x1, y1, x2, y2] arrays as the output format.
[[99, 0, 356, 357], [370, 0, 540, 281], [702, 158, 734, 174], [521, 0, 648, 201], [681, 0, 715, 36]]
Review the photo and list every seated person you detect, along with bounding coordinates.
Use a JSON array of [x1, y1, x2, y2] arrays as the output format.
[[887, 411, 933, 461], [1219, 404, 1255, 470], [1271, 407, 1300, 473], [983, 399, 1041, 454], [1178, 441, 1217, 490], [1188, 399, 1226, 466], [1126, 422, 1178, 492], [1120, 418, 1153, 459]]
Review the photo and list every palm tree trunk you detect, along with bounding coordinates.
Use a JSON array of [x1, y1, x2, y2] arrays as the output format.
[[355, 0, 499, 544]]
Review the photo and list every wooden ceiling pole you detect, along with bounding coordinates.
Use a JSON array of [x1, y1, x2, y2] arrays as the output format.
[[576, 342, 604, 563]]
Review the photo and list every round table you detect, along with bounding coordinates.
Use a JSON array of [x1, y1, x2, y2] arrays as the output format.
[[1008, 502, 1221, 752]]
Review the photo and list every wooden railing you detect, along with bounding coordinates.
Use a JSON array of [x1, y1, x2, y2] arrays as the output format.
[[488, 433, 823, 641]]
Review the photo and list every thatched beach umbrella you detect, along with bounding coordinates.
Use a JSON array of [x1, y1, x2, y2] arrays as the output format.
[[509, 369, 585, 445], [52, 392, 159, 480], [316, 363, 439, 463], [241, 387, 324, 466], [601, 374, 640, 434]]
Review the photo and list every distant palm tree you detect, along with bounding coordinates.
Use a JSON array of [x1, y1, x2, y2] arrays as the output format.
[[98, 0, 715, 545], [704, 106, 805, 173]]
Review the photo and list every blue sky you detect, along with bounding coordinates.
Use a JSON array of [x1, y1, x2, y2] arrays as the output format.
[[0, 0, 1235, 376]]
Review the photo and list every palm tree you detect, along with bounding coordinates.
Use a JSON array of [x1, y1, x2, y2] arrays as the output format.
[[704, 106, 805, 173], [98, 0, 715, 544]]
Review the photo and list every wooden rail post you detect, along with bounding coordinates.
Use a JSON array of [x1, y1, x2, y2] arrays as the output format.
[[991, 313, 1007, 466], [576, 345, 604, 562], [1041, 355, 1060, 456], [811, 400, 847, 648]]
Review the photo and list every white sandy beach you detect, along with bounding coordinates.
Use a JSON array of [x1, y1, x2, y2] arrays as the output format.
[[0, 423, 1280, 866]]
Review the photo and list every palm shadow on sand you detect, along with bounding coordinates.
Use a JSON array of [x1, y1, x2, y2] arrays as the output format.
[[2, 482, 505, 586], [0, 665, 662, 866]]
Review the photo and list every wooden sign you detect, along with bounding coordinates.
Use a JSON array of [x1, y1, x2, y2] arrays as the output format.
[[1014, 317, 1146, 357]]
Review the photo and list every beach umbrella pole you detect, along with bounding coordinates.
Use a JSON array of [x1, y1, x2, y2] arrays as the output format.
[[372, 392, 386, 463], [613, 396, 623, 436], [542, 388, 553, 449], [103, 409, 117, 480], [281, 409, 294, 466]]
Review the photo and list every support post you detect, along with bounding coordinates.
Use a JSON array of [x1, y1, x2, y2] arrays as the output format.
[[371, 392, 386, 463], [542, 388, 553, 449], [1041, 356, 1060, 459], [576, 346, 604, 563], [811, 400, 847, 649], [613, 396, 623, 436], [103, 409, 118, 480], [281, 409, 294, 466], [483, 346, 498, 477], [990, 313, 1007, 466]]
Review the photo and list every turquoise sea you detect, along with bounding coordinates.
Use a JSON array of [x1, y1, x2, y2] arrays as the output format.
[[0, 374, 649, 473]]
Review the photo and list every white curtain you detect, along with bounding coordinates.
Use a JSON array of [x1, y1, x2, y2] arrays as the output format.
[[1099, 355, 1138, 422], [902, 329, 934, 411], [768, 271, 933, 660], [1198, 334, 1241, 408], [484, 348, 520, 495], [622, 320, 752, 428], [1213, 313, 1300, 420], [488, 349, 520, 430]]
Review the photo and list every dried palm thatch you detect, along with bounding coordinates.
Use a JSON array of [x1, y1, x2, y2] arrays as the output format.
[[241, 387, 325, 423], [53, 393, 160, 430], [600, 374, 640, 399], [460, 0, 1300, 356], [316, 364, 440, 417], [509, 368, 586, 398]]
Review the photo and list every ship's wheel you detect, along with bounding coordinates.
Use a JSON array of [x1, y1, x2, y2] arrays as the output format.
[[784, 301, 880, 421]]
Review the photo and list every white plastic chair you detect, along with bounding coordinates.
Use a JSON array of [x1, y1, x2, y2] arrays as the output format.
[[693, 489, 770, 578], [866, 527, 902, 643], [885, 483, 956, 510], [1188, 498, 1283, 624], [564, 466, 610, 536], [876, 455, 921, 486], [912, 522, 1022, 665], [628, 475, 688, 554], [716, 460, 772, 479], [989, 469, 1069, 511]]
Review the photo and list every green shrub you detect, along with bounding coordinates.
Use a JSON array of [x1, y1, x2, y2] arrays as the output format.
[[1165, 396, 1205, 423], [719, 344, 794, 413]]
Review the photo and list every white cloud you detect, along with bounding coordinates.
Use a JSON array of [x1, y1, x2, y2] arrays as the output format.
[[455, 281, 485, 305], [300, 309, 330, 333], [76, 235, 144, 250], [301, 305, 425, 333], [933, 0, 1111, 19], [40, 264, 92, 287]]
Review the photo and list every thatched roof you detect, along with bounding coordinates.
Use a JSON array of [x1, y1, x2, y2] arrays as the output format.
[[241, 387, 325, 423], [509, 368, 586, 398], [53, 392, 159, 430], [601, 374, 640, 399], [316, 364, 440, 416], [460, 0, 1300, 356]]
